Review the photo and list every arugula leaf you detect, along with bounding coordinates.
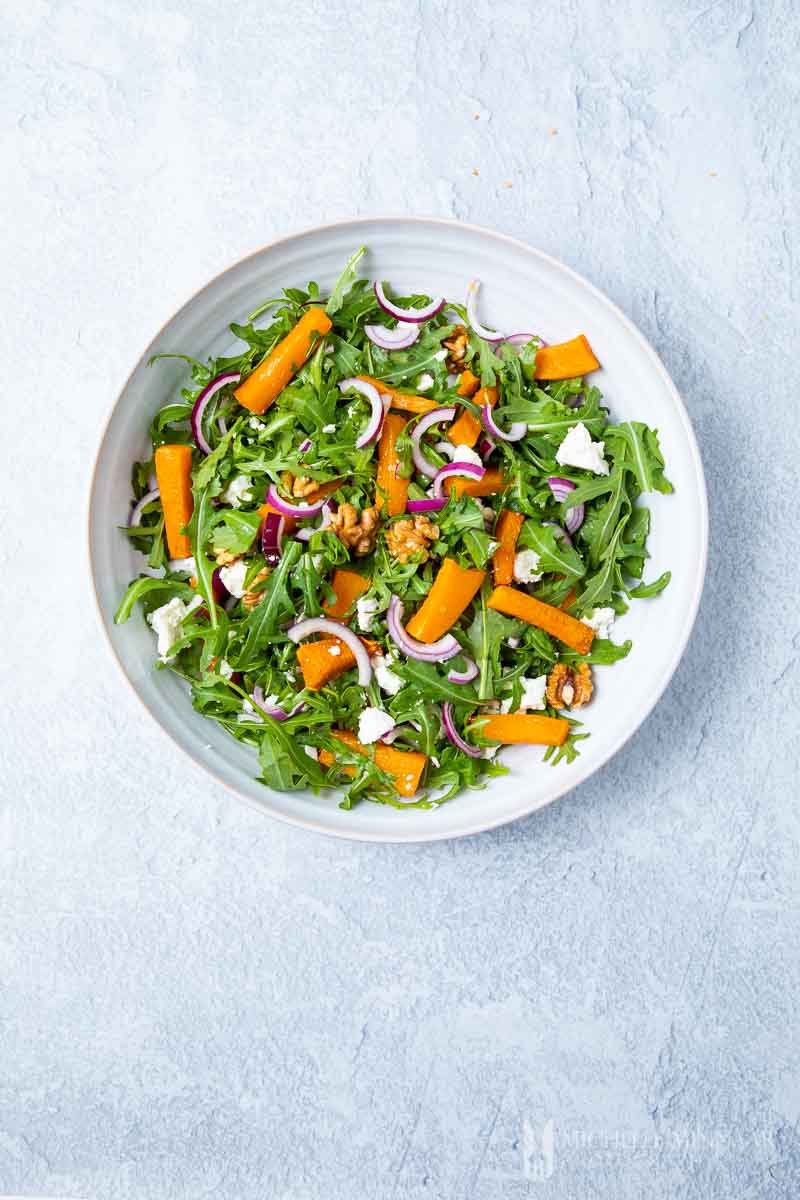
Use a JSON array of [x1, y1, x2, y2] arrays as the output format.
[[394, 660, 479, 705], [605, 422, 673, 494], [628, 570, 671, 598], [236, 541, 302, 668], [194, 420, 242, 490], [326, 245, 367, 317], [113, 576, 193, 624], [518, 518, 585, 578], [561, 638, 633, 665], [466, 587, 523, 700], [211, 510, 262, 555]]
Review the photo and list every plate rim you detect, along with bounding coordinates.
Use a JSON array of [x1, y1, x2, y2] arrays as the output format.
[[87, 215, 709, 843]]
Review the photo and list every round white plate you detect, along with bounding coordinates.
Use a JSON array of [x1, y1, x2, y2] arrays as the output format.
[[89, 218, 708, 842]]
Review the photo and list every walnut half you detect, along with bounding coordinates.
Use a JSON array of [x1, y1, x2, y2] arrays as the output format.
[[329, 502, 380, 557], [442, 323, 469, 373], [546, 662, 593, 710], [242, 567, 270, 609], [385, 515, 440, 564]]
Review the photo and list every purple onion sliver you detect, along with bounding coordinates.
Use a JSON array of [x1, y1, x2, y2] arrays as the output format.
[[374, 281, 445, 324], [387, 595, 460, 663], [261, 510, 285, 564], [442, 702, 482, 758], [266, 483, 325, 520], [129, 487, 161, 527], [547, 476, 577, 503], [447, 657, 479, 685], [565, 503, 585, 535], [364, 322, 420, 351], [406, 497, 447, 514], [191, 370, 241, 456]]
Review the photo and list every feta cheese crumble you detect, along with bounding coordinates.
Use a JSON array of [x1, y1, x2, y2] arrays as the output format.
[[416, 372, 435, 391], [433, 349, 448, 361], [500, 675, 547, 713], [358, 707, 395, 744], [322, 423, 336, 433], [356, 595, 380, 633], [248, 417, 262, 431], [373, 655, 405, 696], [220, 473, 253, 508], [555, 422, 609, 475], [147, 595, 203, 659], [219, 559, 248, 598], [583, 606, 616, 640], [513, 549, 543, 584], [451, 443, 483, 467]]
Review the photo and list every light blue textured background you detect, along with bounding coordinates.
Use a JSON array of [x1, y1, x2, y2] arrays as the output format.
[[2, 0, 798, 1196]]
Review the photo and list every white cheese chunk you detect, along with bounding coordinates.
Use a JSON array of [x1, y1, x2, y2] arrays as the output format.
[[513, 549, 543, 584], [555, 422, 609, 475], [358, 707, 396, 744]]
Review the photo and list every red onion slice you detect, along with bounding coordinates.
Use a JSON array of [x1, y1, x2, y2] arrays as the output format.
[[481, 403, 526, 443], [191, 370, 241, 455], [287, 617, 372, 687], [447, 657, 479, 684], [504, 332, 548, 347], [211, 566, 229, 604], [442, 702, 482, 758], [547, 476, 577, 504], [364, 322, 420, 351], [432, 461, 485, 498], [543, 520, 573, 548], [565, 503, 585, 535], [129, 487, 161, 527], [407, 497, 448, 514], [296, 501, 333, 542], [478, 436, 496, 460], [387, 596, 460, 662], [266, 483, 326, 519], [251, 685, 306, 721], [339, 377, 386, 448], [374, 281, 445, 323], [466, 279, 504, 343], [298, 437, 312, 453], [261, 509, 285, 564], [410, 405, 457, 478]]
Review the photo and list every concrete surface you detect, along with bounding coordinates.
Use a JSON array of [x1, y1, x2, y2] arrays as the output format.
[[2, 0, 799, 1196]]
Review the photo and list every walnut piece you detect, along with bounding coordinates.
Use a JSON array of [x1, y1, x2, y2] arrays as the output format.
[[443, 324, 469, 372], [329, 502, 380, 557], [282, 472, 319, 499], [546, 662, 593, 710], [385, 515, 440, 564], [215, 549, 239, 567], [242, 567, 271, 610]]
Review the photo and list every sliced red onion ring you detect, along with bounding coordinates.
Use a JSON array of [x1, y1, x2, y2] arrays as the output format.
[[296, 501, 333, 542], [442, 702, 482, 758], [387, 596, 460, 662], [410, 405, 457, 478], [364, 322, 420, 350], [211, 566, 229, 604], [339, 377, 385, 448], [447, 657, 479, 684], [298, 437, 312, 453], [565, 503, 585, 535], [287, 618, 372, 687], [217, 414, 228, 436], [374, 281, 445, 324], [251, 685, 306, 721], [481, 403, 526, 443], [432, 461, 485, 498], [543, 520, 573, 548], [478, 436, 496, 460], [504, 332, 548, 347], [466, 279, 504, 343], [547, 476, 577, 504], [380, 722, 416, 745], [191, 370, 241, 455], [129, 487, 160, 527], [266, 483, 326, 519], [261, 509, 285, 565], [407, 497, 448, 514]]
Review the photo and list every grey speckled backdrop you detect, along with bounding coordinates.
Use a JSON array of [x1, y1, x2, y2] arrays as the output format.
[[2, 0, 799, 1196]]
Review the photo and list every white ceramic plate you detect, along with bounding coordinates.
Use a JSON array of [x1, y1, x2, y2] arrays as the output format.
[[89, 217, 708, 842]]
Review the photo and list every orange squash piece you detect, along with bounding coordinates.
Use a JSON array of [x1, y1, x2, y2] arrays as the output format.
[[323, 569, 370, 621], [319, 730, 427, 797], [405, 558, 485, 643], [534, 335, 600, 381], [154, 443, 194, 559], [488, 585, 594, 654], [448, 385, 497, 449], [235, 307, 332, 413], [492, 510, 524, 586], [376, 412, 409, 516], [479, 713, 569, 746]]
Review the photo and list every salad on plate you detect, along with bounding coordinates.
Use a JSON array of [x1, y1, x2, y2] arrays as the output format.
[[116, 247, 672, 809]]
